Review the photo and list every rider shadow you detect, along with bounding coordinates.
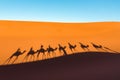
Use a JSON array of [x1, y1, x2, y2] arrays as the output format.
[[79, 42, 89, 52], [4, 48, 26, 64], [23, 47, 37, 62], [37, 45, 47, 60], [58, 44, 67, 56], [47, 45, 57, 58], [91, 42, 107, 52], [68, 42, 77, 53]]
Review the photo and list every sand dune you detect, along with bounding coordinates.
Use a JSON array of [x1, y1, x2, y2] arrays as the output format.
[[0, 20, 120, 64], [0, 52, 120, 80]]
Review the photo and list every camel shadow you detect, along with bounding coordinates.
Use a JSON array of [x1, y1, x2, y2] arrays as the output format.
[[58, 44, 67, 56], [37, 45, 47, 60], [79, 42, 89, 51], [46, 45, 57, 58], [68, 42, 77, 52], [91, 42, 107, 51], [4, 48, 26, 64], [23, 47, 37, 62]]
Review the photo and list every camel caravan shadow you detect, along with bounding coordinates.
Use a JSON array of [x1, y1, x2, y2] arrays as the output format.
[[4, 42, 119, 65]]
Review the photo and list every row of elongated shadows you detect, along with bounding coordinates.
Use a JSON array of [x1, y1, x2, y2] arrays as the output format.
[[4, 42, 118, 64]]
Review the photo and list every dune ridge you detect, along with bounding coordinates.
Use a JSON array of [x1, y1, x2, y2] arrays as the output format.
[[0, 51, 120, 80]]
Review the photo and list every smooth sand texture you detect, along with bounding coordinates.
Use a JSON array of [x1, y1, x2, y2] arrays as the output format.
[[0, 20, 120, 64]]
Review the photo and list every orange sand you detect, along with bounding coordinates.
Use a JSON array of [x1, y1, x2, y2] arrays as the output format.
[[0, 20, 120, 64]]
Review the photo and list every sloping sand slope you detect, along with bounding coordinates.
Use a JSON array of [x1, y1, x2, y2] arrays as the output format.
[[0, 52, 120, 80]]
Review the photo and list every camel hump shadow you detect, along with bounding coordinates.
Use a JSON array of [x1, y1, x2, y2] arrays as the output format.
[[91, 42, 107, 52], [45, 45, 58, 58], [91, 42, 102, 48], [47, 45, 57, 53], [4, 48, 26, 64], [58, 44, 67, 55], [68, 42, 77, 52], [37, 45, 47, 53], [23, 47, 37, 62], [79, 42, 89, 51]]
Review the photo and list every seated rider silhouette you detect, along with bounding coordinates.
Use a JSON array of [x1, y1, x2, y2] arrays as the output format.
[[58, 44, 67, 55], [68, 42, 76, 52], [37, 45, 47, 58]]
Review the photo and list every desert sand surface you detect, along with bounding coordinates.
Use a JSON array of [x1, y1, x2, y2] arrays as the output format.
[[0, 20, 120, 64]]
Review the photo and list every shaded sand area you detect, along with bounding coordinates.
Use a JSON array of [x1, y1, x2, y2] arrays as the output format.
[[0, 52, 120, 80]]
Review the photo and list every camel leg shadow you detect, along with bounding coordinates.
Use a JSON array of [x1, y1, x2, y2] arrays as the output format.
[[47, 52, 51, 58], [37, 53, 40, 60], [4, 56, 14, 65], [53, 52, 56, 57], [11, 56, 18, 64], [82, 48, 89, 52], [42, 53, 46, 60], [23, 55, 29, 63]]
